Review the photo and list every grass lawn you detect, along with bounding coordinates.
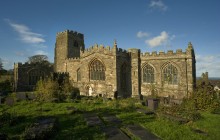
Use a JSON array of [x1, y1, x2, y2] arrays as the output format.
[[0, 97, 220, 140]]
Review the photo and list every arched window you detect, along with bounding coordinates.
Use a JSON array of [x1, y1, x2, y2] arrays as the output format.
[[28, 69, 45, 85], [143, 64, 154, 83], [77, 68, 81, 81], [90, 60, 105, 81], [163, 63, 178, 85], [121, 63, 127, 91]]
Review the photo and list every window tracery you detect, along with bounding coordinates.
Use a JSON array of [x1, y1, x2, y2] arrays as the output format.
[[163, 63, 178, 85], [143, 64, 154, 83], [90, 60, 105, 81]]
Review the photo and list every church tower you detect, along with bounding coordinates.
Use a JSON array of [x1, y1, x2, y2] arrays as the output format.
[[54, 30, 85, 72]]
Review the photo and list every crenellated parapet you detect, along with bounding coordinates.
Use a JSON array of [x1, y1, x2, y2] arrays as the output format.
[[53, 72, 69, 82], [54, 72, 69, 75], [80, 43, 117, 57], [66, 57, 80, 62], [14, 62, 53, 68], [56, 29, 84, 39], [140, 48, 195, 60]]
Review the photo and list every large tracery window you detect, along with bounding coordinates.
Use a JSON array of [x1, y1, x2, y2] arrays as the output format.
[[163, 63, 178, 85], [143, 64, 155, 83], [28, 69, 45, 85], [121, 63, 127, 91], [90, 60, 105, 81]]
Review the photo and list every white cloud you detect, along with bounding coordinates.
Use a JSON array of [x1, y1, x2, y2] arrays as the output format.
[[137, 31, 149, 38], [196, 54, 220, 77], [145, 31, 169, 48], [149, 0, 168, 11], [6, 20, 45, 44], [196, 55, 214, 63], [15, 51, 25, 56], [34, 50, 48, 55]]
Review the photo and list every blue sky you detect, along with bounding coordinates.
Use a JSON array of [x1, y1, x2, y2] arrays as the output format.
[[0, 0, 220, 77]]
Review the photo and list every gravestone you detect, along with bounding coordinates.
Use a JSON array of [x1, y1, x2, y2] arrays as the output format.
[[103, 115, 122, 125], [192, 129, 208, 136], [103, 126, 130, 140], [136, 108, 154, 115], [5, 97, 14, 106], [22, 117, 58, 139], [16, 92, 27, 100], [161, 113, 189, 124], [84, 114, 103, 127], [147, 98, 159, 110], [27, 93, 36, 100], [126, 124, 160, 140]]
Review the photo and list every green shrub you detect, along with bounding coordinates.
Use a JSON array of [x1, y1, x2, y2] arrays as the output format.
[[35, 78, 60, 102]]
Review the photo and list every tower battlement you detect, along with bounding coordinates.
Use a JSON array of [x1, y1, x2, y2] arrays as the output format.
[[56, 30, 84, 39]]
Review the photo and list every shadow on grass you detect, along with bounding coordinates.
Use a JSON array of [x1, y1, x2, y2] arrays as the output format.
[[54, 113, 105, 140]]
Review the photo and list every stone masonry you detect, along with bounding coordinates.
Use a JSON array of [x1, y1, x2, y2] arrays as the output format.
[[54, 30, 196, 99]]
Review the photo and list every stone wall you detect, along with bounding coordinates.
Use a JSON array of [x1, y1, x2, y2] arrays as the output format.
[[55, 30, 84, 72], [139, 43, 196, 99], [14, 62, 53, 92], [54, 30, 196, 99], [66, 43, 118, 98]]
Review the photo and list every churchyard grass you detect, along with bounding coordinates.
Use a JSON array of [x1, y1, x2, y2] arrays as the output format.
[[0, 97, 219, 140]]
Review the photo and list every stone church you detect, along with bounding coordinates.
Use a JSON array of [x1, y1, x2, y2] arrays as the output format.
[[54, 30, 196, 99]]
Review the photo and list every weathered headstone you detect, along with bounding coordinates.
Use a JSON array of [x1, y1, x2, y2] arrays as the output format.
[[27, 93, 36, 100], [103, 126, 130, 140], [5, 97, 14, 106], [126, 124, 160, 140], [22, 117, 58, 139], [103, 115, 122, 125], [136, 108, 154, 115], [16, 92, 27, 100], [84, 114, 103, 127], [161, 113, 189, 124], [147, 98, 159, 110], [192, 129, 208, 136]]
